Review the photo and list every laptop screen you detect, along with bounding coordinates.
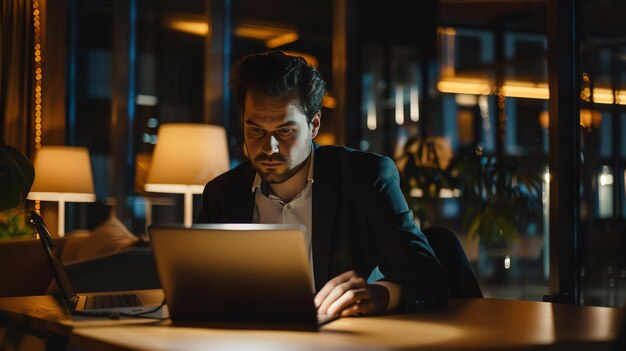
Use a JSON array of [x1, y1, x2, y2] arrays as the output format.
[[148, 223, 319, 327], [31, 210, 78, 303]]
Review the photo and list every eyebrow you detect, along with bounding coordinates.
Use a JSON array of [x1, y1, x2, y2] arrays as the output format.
[[244, 120, 299, 128]]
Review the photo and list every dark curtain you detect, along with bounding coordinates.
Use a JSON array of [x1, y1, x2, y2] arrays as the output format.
[[1, 0, 33, 155]]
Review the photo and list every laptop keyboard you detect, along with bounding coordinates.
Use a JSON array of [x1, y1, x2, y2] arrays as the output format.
[[85, 294, 144, 310]]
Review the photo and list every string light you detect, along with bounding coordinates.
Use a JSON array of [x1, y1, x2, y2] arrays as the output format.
[[33, 0, 43, 150], [33, 0, 42, 213]]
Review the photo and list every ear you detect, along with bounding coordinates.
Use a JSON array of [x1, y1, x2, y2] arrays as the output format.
[[310, 111, 321, 139]]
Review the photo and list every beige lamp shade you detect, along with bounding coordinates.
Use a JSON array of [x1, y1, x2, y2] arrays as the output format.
[[27, 146, 96, 202], [145, 123, 229, 227], [27, 146, 96, 237], [145, 123, 229, 193]]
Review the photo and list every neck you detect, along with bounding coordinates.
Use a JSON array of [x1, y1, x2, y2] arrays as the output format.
[[269, 155, 311, 203]]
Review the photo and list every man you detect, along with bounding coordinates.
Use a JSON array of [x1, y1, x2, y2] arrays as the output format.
[[198, 51, 448, 317]]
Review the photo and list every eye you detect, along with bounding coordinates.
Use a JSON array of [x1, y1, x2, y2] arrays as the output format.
[[247, 127, 265, 137], [276, 128, 295, 136]]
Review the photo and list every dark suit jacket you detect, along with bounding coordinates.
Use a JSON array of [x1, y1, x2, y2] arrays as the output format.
[[197, 145, 449, 310]]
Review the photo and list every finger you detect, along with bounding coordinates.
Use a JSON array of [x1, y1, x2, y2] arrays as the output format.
[[318, 277, 368, 315], [326, 288, 369, 316], [314, 270, 358, 307], [314, 281, 336, 308], [317, 276, 367, 314], [317, 281, 352, 314], [340, 298, 374, 317], [339, 301, 360, 317]]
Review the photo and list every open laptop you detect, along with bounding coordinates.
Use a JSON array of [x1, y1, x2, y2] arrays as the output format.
[[148, 224, 337, 330], [31, 211, 166, 318]]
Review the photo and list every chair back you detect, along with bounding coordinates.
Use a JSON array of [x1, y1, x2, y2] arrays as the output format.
[[422, 226, 483, 298]]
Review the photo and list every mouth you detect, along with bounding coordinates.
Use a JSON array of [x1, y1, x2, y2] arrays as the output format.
[[259, 161, 283, 167]]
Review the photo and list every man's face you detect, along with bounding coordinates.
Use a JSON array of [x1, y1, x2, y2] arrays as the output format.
[[243, 88, 320, 184]]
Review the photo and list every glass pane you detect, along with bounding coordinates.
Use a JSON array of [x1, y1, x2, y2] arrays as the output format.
[[621, 114, 626, 158], [599, 113, 612, 158], [579, 0, 626, 307], [621, 170, 626, 218], [393, 1, 551, 301], [598, 165, 614, 218]]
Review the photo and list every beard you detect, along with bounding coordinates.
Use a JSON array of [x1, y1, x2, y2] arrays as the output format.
[[252, 152, 309, 184]]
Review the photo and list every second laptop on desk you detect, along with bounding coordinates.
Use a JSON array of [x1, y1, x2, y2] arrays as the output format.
[[148, 224, 337, 330], [31, 211, 166, 318]]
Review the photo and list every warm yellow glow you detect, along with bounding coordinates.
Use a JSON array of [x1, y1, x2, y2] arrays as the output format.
[[502, 81, 549, 99], [168, 20, 209, 36], [315, 133, 335, 146], [28, 146, 96, 199], [322, 94, 337, 109], [233, 25, 279, 39], [591, 88, 626, 104], [438, 77, 626, 105], [33, 0, 42, 149], [580, 72, 591, 101], [439, 78, 549, 99], [592, 90, 614, 104], [437, 27, 457, 35], [146, 124, 230, 188], [539, 111, 549, 129], [409, 188, 460, 198], [167, 20, 300, 48], [266, 32, 299, 48], [455, 94, 477, 106], [438, 78, 492, 95], [233, 24, 297, 41], [579, 109, 602, 129]]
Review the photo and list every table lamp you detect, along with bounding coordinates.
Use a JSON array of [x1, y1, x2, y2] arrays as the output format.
[[27, 146, 96, 237], [144, 123, 229, 227]]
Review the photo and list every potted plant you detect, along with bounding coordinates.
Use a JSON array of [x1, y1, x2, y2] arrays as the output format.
[[456, 145, 543, 246], [398, 139, 544, 282], [0, 141, 35, 238], [396, 136, 457, 227]]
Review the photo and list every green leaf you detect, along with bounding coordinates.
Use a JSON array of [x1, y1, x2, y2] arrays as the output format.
[[494, 215, 519, 244], [0, 142, 35, 211], [0, 208, 34, 238], [467, 213, 483, 240]]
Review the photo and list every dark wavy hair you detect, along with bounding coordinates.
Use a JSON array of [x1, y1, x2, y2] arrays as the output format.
[[229, 51, 326, 122]]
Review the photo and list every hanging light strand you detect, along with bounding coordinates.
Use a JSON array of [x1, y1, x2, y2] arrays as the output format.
[[33, 0, 43, 150], [33, 0, 43, 214]]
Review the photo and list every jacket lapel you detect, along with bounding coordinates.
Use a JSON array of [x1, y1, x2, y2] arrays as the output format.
[[312, 147, 338, 291], [230, 163, 256, 223]]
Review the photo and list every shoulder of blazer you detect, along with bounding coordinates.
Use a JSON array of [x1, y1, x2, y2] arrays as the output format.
[[314, 145, 394, 184], [203, 160, 256, 196]]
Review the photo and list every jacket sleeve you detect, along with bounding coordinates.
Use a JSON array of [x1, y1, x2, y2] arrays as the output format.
[[196, 179, 216, 224], [368, 156, 449, 310]]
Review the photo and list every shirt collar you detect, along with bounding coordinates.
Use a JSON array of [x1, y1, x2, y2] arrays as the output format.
[[251, 144, 315, 194]]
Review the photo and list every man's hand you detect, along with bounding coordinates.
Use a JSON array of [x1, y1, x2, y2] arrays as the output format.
[[314, 270, 390, 317]]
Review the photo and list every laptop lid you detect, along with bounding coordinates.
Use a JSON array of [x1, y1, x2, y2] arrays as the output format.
[[148, 224, 318, 327], [31, 210, 79, 306]]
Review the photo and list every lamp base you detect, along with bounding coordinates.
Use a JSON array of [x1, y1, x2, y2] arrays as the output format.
[[184, 191, 192, 227], [58, 198, 65, 237]]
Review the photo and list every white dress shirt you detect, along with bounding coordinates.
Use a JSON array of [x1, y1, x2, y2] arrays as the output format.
[[252, 151, 315, 289], [251, 148, 400, 311]]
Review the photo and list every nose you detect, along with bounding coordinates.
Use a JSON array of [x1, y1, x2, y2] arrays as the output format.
[[262, 134, 279, 155]]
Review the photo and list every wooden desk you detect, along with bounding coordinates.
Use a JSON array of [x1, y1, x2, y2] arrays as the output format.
[[0, 296, 623, 350]]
